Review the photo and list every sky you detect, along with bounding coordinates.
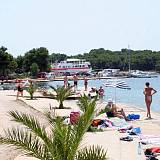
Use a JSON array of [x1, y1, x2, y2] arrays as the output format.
[[0, 0, 160, 57]]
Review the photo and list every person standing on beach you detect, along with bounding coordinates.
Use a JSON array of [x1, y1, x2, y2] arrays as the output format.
[[16, 81, 24, 100], [98, 86, 104, 103], [84, 76, 88, 91], [143, 82, 157, 119], [73, 75, 78, 92], [64, 75, 68, 88]]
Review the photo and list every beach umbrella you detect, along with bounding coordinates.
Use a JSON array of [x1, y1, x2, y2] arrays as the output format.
[[103, 79, 131, 104]]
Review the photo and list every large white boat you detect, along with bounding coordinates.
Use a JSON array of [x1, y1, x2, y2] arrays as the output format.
[[50, 58, 92, 74]]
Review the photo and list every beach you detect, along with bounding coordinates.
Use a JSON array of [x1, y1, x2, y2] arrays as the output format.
[[0, 90, 160, 160]]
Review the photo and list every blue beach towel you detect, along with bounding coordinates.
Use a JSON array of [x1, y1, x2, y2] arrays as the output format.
[[127, 114, 140, 120], [128, 127, 141, 135]]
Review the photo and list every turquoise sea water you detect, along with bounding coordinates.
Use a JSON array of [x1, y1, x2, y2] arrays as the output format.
[[47, 76, 160, 113]]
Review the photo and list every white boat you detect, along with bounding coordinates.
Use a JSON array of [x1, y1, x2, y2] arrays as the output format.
[[98, 69, 120, 77], [130, 70, 157, 78], [51, 58, 92, 74]]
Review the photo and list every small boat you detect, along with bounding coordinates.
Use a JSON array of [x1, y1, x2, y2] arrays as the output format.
[[98, 69, 120, 77], [130, 70, 158, 78]]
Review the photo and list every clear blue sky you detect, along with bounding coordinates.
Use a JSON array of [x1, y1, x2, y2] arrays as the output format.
[[0, 0, 160, 57]]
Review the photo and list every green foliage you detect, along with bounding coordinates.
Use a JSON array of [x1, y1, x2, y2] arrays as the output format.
[[15, 55, 24, 73], [23, 47, 49, 72], [50, 53, 67, 63], [30, 63, 39, 77], [50, 86, 72, 109], [4, 46, 160, 75], [97, 107, 111, 117], [77, 94, 97, 113], [87, 126, 103, 132], [26, 82, 37, 99], [0, 96, 107, 160], [0, 46, 17, 76], [75, 146, 107, 160]]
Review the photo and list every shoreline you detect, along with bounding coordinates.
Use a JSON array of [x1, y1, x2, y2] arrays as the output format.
[[0, 90, 160, 159]]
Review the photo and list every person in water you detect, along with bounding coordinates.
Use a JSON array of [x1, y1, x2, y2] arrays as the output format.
[[143, 82, 157, 119]]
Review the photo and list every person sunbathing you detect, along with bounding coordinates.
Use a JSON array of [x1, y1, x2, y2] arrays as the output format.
[[106, 100, 129, 121]]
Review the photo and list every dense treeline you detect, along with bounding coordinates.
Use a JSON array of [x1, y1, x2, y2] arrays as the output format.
[[1, 46, 160, 78]]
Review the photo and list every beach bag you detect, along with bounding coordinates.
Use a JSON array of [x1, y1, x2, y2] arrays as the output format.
[[70, 112, 80, 125], [91, 119, 103, 127]]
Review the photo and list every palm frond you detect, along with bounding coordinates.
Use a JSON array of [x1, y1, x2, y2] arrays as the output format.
[[77, 95, 90, 112], [0, 95, 108, 160], [75, 145, 107, 160], [0, 127, 51, 160], [50, 85, 72, 109], [66, 97, 97, 159], [51, 118, 73, 160], [8, 111, 55, 158]]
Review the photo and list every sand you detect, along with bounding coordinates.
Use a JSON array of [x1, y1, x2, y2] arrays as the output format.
[[0, 90, 160, 160]]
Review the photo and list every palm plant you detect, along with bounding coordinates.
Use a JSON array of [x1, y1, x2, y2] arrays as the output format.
[[0, 96, 107, 160], [26, 81, 37, 100], [77, 94, 98, 113], [50, 85, 72, 109]]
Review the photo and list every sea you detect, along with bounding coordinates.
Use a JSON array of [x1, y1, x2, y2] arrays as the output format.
[[46, 76, 160, 113], [2, 76, 159, 113]]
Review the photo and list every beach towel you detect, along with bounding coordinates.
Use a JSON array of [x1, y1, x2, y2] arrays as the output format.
[[128, 127, 141, 135], [111, 117, 128, 128], [140, 138, 160, 145], [147, 147, 160, 153], [127, 114, 140, 120]]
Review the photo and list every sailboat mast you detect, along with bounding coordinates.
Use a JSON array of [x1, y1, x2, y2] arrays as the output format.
[[128, 45, 131, 73]]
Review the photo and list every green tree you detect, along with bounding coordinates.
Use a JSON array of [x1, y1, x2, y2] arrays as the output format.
[[0, 96, 107, 160], [15, 55, 24, 73], [155, 60, 160, 72], [30, 63, 39, 77], [23, 47, 49, 72], [8, 60, 18, 73], [50, 53, 67, 63], [50, 86, 72, 109], [0, 46, 16, 75]]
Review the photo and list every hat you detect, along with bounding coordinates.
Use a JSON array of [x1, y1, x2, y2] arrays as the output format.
[[108, 98, 113, 103]]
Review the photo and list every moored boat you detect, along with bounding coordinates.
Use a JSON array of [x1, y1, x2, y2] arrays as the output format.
[[51, 59, 92, 74], [130, 70, 158, 78]]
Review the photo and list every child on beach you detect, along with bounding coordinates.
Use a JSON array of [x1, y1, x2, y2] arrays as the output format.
[[143, 82, 157, 119]]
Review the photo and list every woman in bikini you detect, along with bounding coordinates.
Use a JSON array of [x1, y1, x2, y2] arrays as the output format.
[[16, 81, 24, 100], [143, 82, 157, 119]]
